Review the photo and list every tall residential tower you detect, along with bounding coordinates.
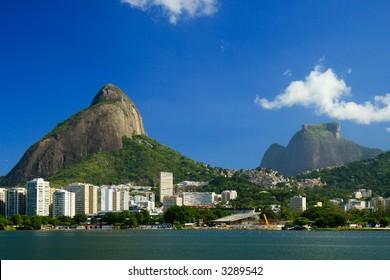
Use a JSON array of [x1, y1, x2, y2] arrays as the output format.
[[6, 187, 26, 217], [160, 172, 173, 203], [52, 189, 76, 218], [26, 178, 51, 216]]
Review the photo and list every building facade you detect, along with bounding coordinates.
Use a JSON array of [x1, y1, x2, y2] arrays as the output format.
[[221, 190, 238, 204], [66, 183, 98, 215], [52, 189, 76, 218], [98, 187, 114, 212], [160, 172, 173, 203], [290, 196, 307, 212], [6, 187, 26, 217], [181, 192, 215, 207], [0, 188, 6, 216], [115, 190, 129, 211], [26, 178, 51, 216], [163, 196, 182, 212]]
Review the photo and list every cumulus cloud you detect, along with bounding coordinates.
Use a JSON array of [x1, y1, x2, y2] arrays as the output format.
[[255, 65, 390, 125], [121, 0, 219, 24]]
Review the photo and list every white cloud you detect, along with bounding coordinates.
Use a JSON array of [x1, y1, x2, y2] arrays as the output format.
[[283, 69, 292, 77], [121, 0, 219, 24], [220, 39, 229, 52], [255, 65, 390, 125], [386, 128, 390, 133]]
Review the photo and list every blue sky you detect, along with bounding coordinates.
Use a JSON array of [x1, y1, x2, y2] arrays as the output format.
[[1, 0, 390, 176]]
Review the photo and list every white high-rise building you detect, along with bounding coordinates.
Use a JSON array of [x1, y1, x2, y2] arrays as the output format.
[[98, 187, 114, 212], [290, 196, 307, 212], [26, 178, 51, 216], [105, 188, 114, 212], [6, 187, 26, 217], [160, 172, 173, 203], [52, 189, 76, 218]]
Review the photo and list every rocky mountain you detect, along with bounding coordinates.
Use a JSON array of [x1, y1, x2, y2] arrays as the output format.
[[1, 84, 147, 186], [260, 122, 382, 177], [47, 135, 217, 187]]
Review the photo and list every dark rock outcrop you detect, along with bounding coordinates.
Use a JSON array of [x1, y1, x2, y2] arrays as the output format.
[[1, 84, 147, 186], [260, 122, 382, 176]]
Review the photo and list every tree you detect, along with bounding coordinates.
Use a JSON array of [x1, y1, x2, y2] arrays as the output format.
[[0, 216, 10, 230], [293, 217, 312, 226], [21, 215, 32, 229], [124, 215, 138, 228], [164, 206, 196, 224], [57, 215, 73, 225], [10, 214, 23, 227], [73, 213, 88, 224], [30, 216, 43, 230], [314, 213, 346, 228], [101, 212, 119, 225]]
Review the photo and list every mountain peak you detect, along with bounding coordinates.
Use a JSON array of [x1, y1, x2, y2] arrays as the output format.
[[302, 122, 340, 139], [1, 84, 147, 186], [90, 83, 128, 106], [260, 122, 381, 176]]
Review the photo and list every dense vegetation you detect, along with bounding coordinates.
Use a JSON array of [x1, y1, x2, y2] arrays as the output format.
[[0, 208, 229, 230], [49, 135, 219, 186], [0, 213, 89, 230], [291, 204, 390, 228], [296, 151, 390, 197], [2, 204, 389, 230]]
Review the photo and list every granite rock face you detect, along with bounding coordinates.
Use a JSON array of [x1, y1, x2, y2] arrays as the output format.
[[260, 122, 382, 176], [1, 84, 147, 186]]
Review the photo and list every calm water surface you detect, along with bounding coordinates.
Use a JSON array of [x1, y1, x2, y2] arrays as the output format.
[[1, 230, 390, 260]]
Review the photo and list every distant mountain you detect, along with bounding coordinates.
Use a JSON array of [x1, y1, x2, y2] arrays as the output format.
[[1, 84, 216, 187], [260, 122, 382, 177]]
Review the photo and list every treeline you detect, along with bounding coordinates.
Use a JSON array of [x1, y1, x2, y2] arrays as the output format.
[[0, 213, 89, 230], [0, 207, 229, 230], [284, 205, 390, 228]]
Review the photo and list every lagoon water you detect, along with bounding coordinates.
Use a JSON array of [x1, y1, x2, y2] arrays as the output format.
[[1, 230, 390, 260]]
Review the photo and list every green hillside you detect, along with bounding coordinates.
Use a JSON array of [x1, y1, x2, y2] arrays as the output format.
[[296, 151, 390, 197], [49, 135, 218, 186]]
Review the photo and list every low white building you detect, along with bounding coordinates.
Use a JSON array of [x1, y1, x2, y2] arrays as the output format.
[[347, 199, 369, 210], [163, 196, 182, 212], [181, 192, 215, 207], [221, 190, 238, 204]]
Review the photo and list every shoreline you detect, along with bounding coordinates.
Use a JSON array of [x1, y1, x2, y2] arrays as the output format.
[[3, 225, 390, 232]]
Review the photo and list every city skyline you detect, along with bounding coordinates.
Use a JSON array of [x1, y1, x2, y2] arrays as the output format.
[[2, 1, 390, 176]]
